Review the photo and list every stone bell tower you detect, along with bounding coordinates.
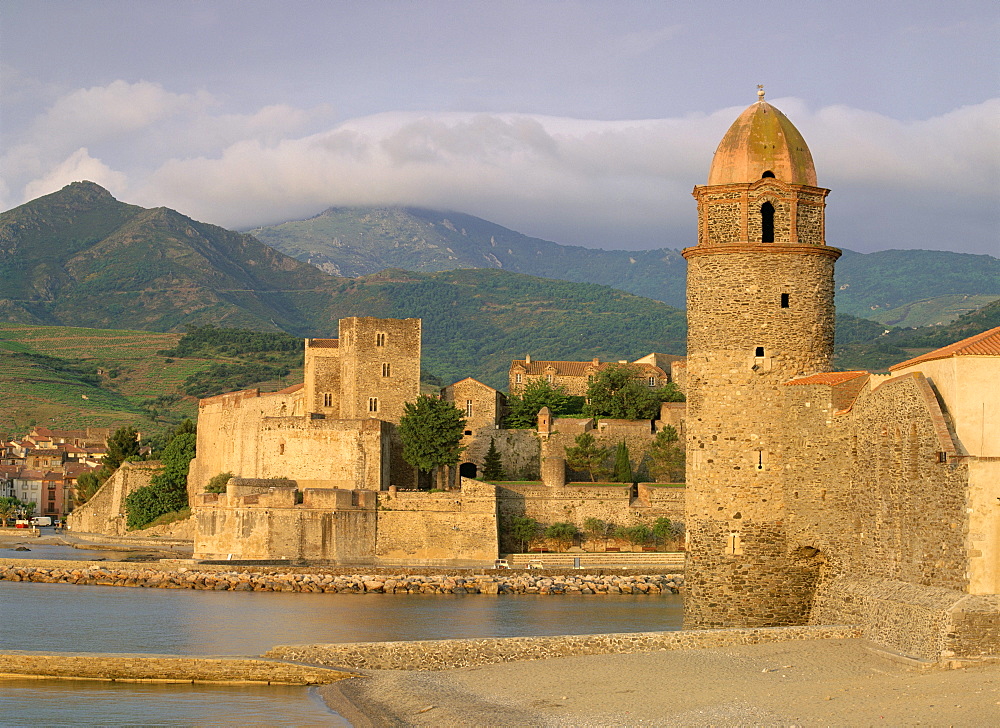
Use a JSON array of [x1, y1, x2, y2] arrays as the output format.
[[683, 88, 841, 628]]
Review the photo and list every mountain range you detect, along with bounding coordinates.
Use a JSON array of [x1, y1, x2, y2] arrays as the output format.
[[1, 181, 997, 435], [252, 206, 999, 325]]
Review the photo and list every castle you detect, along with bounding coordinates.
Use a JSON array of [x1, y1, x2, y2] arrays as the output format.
[[170, 90, 999, 662]]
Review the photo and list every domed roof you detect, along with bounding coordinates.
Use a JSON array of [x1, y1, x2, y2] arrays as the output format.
[[707, 90, 817, 186]]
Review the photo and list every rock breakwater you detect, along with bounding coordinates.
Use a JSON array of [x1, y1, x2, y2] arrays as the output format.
[[0, 564, 683, 595]]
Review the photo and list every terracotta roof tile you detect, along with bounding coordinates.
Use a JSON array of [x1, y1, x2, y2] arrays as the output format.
[[307, 338, 339, 348], [889, 326, 1000, 371], [277, 383, 304, 394], [510, 360, 667, 378], [784, 371, 868, 386]]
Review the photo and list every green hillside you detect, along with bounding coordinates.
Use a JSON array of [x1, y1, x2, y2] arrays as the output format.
[[0, 324, 301, 440], [0, 181, 338, 333], [252, 206, 999, 326]]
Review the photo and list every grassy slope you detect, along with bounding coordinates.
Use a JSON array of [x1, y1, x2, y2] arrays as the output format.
[[0, 324, 302, 440]]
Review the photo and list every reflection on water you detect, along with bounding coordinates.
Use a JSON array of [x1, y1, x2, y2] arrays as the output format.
[[0, 679, 345, 727], [0, 541, 183, 561], [1, 581, 684, 654]]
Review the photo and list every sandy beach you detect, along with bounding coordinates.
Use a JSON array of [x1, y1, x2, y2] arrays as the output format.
[[319, 639, 1000, 726]]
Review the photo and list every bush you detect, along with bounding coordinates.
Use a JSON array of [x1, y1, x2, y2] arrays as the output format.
[[124, 432, 195, 529], [205, 472, 233, 494], [545, 521, 579, 552]]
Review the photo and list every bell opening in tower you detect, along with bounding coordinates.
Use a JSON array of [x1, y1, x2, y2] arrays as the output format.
[[761, 202, 775, 243], [761, 170, 775, 178]]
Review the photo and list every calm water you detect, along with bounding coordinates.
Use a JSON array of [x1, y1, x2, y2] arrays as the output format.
[[0, 581, 684, 654], [1, 580, 683, 725], [0, 681, 345, 727]]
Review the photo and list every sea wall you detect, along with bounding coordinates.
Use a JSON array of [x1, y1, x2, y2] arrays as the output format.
[[0, 563, 682, 595], [0, 652, 348, 684], [267, 624, 861, 671]]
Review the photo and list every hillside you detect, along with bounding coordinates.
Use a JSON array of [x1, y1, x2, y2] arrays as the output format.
[[0, 181, 337, 334], [0, 324, 303, 440], [252, 206, 999, 326]]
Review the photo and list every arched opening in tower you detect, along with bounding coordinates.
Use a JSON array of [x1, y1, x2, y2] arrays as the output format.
[[761, 202, 775, 243], [761, 170, 775, 178]]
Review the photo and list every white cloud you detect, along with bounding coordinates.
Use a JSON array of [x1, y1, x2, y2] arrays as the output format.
[[4, 83, 997, 255], [23, 148, 128, 202]]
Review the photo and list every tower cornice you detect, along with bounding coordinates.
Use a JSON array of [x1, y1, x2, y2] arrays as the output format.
[[682, 243, 842, 261]]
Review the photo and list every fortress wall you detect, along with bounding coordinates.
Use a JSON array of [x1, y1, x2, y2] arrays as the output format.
[[496, 483, 685, 551], [374, 479, 498, 564], [193, 505, 377, 562], [66, 461, 162, 537], [460, 428, 540, 480], [188, 388, 302, 492], [190, 408, 390, 495]]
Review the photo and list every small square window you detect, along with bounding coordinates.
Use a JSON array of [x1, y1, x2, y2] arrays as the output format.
[[755, 346, 765, 357], [780, 293, 790, 308]]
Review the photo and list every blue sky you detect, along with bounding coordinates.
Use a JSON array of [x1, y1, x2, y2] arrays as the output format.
[[2, 1, 997, 254]]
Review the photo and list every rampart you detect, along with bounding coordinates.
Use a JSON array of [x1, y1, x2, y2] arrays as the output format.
[[267, 624, 861, 671], [66, 461, 162, 537]]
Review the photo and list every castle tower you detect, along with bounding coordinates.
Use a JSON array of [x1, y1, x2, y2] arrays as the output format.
[[683, 89, 841, 628]]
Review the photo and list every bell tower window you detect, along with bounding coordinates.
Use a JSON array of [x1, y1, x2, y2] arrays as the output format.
[[761, 202, 775, 243], [761, 170, 775, 178]]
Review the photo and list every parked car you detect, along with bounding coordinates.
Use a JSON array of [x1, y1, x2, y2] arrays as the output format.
[[30, 516, 52, 527], [493, 559, 510, 569]]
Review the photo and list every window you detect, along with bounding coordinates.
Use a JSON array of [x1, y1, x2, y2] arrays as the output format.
[[761, 202, 775, 243], [323, 392, 333, 407], [546, 374, 554, 383], [762, 170, 775, 178], [466, 400, 473, 417], [780, 293, 790, 308], [648, 376, 656, 387], [382, 362, 391, 377], [47, 483, 56, 490], [755, 346, 765, 357], [375, 332, 386, 347], [369, 397, 379, 413], [515, 373, 522, 384]]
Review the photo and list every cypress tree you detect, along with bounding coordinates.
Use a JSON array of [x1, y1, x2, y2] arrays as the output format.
[[482, 438, 505, 481], [612, 440, 633, 483]]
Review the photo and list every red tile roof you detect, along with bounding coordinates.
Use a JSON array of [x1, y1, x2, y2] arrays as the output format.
[[307, 338, 339, 348], [510, 360, 667, 378], [889, 326, 1000, 371], [784, 371, 868, 386]]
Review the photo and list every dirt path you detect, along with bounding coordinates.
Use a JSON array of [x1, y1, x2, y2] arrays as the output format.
[[319, 639, 1000, 726]]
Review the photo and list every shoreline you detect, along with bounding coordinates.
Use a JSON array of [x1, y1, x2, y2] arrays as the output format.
[[315, 639, 1000, 726]]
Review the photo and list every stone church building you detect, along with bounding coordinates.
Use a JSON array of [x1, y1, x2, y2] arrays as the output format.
[[682, 88, 1000, 661]]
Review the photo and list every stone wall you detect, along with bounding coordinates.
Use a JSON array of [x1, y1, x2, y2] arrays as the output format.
[[496, 482, 685, 552], [66, 461, 162, 537], [375, 479, 499, 565], [189, 401, 393, 495], [268, 625, 861, 672], [0, 652, 348, 684], [811, 576, 1000, 661]]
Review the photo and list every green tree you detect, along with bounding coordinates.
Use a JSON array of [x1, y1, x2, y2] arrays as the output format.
[[399, 395, 467, 490], [649, 425, 685, 483], [102, 426, 141, 470], [74, 471, 102, 506], [611, 441, 633, 483], [205, 471, 234, 494], [585, 364, 684, 420], [124, 432, 196, 529], [481, 438, 505, 481], [509, 515, 542, 552], [505, 379, 574, 428], [651, 517, 674, 549], [583, 517, 606, 552], [623, 524, 652, 550], [564, 432, 610, 482], [0, 496, 20, 527], [545, 521, 579, 552]]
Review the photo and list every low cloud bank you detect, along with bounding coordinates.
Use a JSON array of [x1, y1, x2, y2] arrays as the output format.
[[3, 80, 996, 254]]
